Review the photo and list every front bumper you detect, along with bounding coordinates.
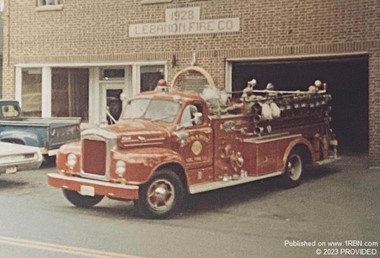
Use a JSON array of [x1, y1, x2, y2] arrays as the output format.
[[48, 173, 139, 200], [0, 156, 43, 174]]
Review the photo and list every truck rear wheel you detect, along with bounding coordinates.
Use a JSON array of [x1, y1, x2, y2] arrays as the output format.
[[62, 189, 104, 208], [279, 148, 304, 188], [135, 169, 184, 219]]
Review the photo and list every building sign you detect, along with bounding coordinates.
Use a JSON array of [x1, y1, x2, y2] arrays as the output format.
[[129, 6, 240, 37]]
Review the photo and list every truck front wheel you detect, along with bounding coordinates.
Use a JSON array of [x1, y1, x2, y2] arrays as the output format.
[[135, 169, 184, 219], [279, 148, 304, 188], [62, 189, 104, 208]]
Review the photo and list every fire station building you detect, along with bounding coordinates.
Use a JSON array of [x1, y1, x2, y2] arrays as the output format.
[[2, 0, 380, 167]]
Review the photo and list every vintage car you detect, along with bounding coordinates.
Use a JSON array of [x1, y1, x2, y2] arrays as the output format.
[[0, 99, 81, 156], [0, 141, 43, 175]]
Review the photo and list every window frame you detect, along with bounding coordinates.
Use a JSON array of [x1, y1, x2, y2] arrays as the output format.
[[36, 0, 63, 11], [180, 103, 204, 128], [141, 0, 172, 5]]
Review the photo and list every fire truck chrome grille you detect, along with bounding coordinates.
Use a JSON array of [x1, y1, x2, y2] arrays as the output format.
[[82, 138, 107, 176]]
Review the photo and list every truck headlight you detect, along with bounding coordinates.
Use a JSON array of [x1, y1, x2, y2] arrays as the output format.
[[67, 153, 77, 169], [115, 160, 126, 176]]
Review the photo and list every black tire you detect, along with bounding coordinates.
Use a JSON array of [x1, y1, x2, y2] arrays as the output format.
[[135, 169, 184, 219], [62, 189, 104, 208], [279, 148, 304, 188]]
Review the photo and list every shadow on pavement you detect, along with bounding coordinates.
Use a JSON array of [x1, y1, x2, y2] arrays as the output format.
[[181, 159, 344, 216], [0, 179, 28, 191]]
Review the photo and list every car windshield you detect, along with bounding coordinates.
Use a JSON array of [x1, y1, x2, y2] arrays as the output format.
[[1, 103, 21, 118], [121, 98, 180, 123]]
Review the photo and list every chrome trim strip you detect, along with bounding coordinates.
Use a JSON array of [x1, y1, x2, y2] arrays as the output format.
[[244, 133, 301, 144], [48, 173, 139, 190], [120, 137, 166, 144], [189, 171, 282, 194], [121, 142, 163, 148]]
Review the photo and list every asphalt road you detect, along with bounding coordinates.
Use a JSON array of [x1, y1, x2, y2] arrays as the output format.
[[0, 155, 378, 258]]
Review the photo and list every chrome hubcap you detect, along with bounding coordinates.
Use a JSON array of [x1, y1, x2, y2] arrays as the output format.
[[147, 179, 175, 211], [287, 155, 302, 181]]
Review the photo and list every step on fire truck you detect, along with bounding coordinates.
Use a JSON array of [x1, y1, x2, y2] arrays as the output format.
[[48, 80, 338, 219]]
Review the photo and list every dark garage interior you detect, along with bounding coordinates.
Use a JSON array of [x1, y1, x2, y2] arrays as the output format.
[[231, 55, 369, 154]]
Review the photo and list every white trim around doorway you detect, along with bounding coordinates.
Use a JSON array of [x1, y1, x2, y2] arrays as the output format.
[[14, 61, 167, 126]]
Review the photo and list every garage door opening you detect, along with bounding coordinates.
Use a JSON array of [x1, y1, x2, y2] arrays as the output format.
[[231, 55, 369, 154]]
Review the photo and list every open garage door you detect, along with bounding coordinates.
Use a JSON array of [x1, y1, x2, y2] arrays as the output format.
[[231, 55, 369, 154]]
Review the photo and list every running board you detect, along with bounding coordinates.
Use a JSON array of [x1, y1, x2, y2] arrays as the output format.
[[189, 171, 282, 194], [316, 156, 341, 165]]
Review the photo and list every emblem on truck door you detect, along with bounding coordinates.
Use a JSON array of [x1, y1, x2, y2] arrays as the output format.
[[191, 140, 203, 155]]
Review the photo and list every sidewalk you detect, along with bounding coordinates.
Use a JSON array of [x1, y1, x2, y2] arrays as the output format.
[[333, 154, 379, 170]]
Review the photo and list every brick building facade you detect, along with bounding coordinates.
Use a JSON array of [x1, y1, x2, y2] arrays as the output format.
[[2, 0, 380, 167]]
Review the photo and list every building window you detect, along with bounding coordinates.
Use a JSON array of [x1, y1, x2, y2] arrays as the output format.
[[37, 0, 61, 5], [51, 68, 89, 121], [99, 68, 125, 81], [36, 0, 63, 11], [140, 65, 165, 92], [21, 68, 42, 117]]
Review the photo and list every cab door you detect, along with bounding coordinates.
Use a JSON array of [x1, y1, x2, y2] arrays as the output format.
[[175, 102, 213, 170]]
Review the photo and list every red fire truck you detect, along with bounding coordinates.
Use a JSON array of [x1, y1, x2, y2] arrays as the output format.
[[48, 83, 338, 219]]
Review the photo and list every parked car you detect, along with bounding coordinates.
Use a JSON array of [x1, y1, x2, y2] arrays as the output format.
[[0, 141, 43, 174], [0, 99, 81, 156]]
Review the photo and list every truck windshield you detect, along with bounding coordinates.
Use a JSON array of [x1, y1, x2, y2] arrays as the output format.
[[121, 98, 180, 123]]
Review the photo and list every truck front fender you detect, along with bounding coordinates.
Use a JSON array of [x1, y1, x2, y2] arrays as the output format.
[[112, 147, 186, 185], [0, 130, 41, 146]]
